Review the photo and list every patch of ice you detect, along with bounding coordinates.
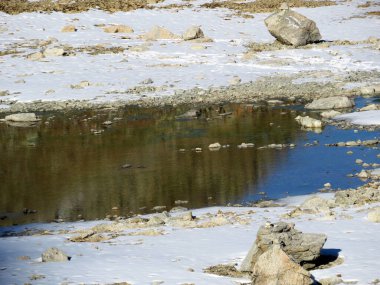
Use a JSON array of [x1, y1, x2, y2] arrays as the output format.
[[334, 110, 380, 125]]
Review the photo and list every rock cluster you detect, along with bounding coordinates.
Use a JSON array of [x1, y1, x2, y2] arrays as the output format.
[[325, 139, 379, 147], [334, 181, 380, 206], [284, 196, 335, 218], [240, 222, 327, 272], [295, 115, 322, 128]]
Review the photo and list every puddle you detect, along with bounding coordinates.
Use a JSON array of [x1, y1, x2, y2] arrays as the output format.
[[0, 99, 379, 226]]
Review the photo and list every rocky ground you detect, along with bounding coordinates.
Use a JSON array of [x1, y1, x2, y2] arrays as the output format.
[[0, 0, 379, 113]]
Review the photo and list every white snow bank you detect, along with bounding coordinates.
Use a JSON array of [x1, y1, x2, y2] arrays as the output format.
[[334, 110, 380, 125]]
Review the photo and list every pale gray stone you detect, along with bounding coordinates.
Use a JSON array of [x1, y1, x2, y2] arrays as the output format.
[[305, 96, 354, 110], [264, 9, 321, 47], [240, 222, 327, 271], [41, 247, 70, 262], [5, 113, 39, 122], [182, 26, 204, 41]]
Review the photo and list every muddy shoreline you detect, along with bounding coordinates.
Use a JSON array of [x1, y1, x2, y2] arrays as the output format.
[[1, 70, 380, 114]]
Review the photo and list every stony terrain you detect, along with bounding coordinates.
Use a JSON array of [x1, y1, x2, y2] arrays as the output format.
[[0, 0, 379, 113], [1, 0, 380, 284]]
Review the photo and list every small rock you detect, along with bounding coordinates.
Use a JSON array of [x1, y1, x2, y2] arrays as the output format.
[[357, 170, 369, 179], [140, 78, 154, 85], [43, 47, 65, 57], [174, 200, 189, 205], [267, 100, 284, 105], [228, 76, 241, 85], [71, 81, 90, 89], [27, 52, 44, 61], [30, 274, 45, 280], [355, 159, 363, 164], [295, 116, 322, 128], [346, 141, 359, 146], [368, 207, 380, 223], [0, 90, 10, 96], [141, 26, 179, 41], [238, 143, 254, 148], [121, 164, 132, 169], [320, 110, 341, 119], [324, 183, 332, 188], [5, 113, 39, 122], [360, 104, 380, 111], [318, 276, 344, 285], [191, 45, 206, 50], [18, 255, 31, 260], [209, 142, 221, 150], [102, 121, 112, 126], [103, 25, 134, 33], [182, 26, 204, 41], [61, 25, 77, 32], [41, 248, 70, 262], [305, 96, 354, 110], [152, 206, 166, 211]]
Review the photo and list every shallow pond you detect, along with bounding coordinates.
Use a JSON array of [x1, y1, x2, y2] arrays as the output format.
[[0, 98, 379, 226]]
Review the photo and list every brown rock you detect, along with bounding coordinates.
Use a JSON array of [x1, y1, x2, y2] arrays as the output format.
[[141, 26, 179, 41], [252, 245, 312, 285], [103, 25, 134, 33], [61, 25, 77, 32]]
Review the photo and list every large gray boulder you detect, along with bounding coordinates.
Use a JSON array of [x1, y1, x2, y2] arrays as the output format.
[[252, 245, 313, 285], [240, 222, 327, 271], [305, 96, 354, 110], [264, 9, 321, 47]]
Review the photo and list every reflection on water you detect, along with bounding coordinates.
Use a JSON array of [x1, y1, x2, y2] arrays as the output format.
[[0, 102, 376, 226], [0, 104, 303, 225]]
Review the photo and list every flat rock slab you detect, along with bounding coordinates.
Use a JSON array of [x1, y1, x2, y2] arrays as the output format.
[[305, 96, 354, 110]]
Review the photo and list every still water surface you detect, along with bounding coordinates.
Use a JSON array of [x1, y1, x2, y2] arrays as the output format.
[[0, 101, 378, 225]]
